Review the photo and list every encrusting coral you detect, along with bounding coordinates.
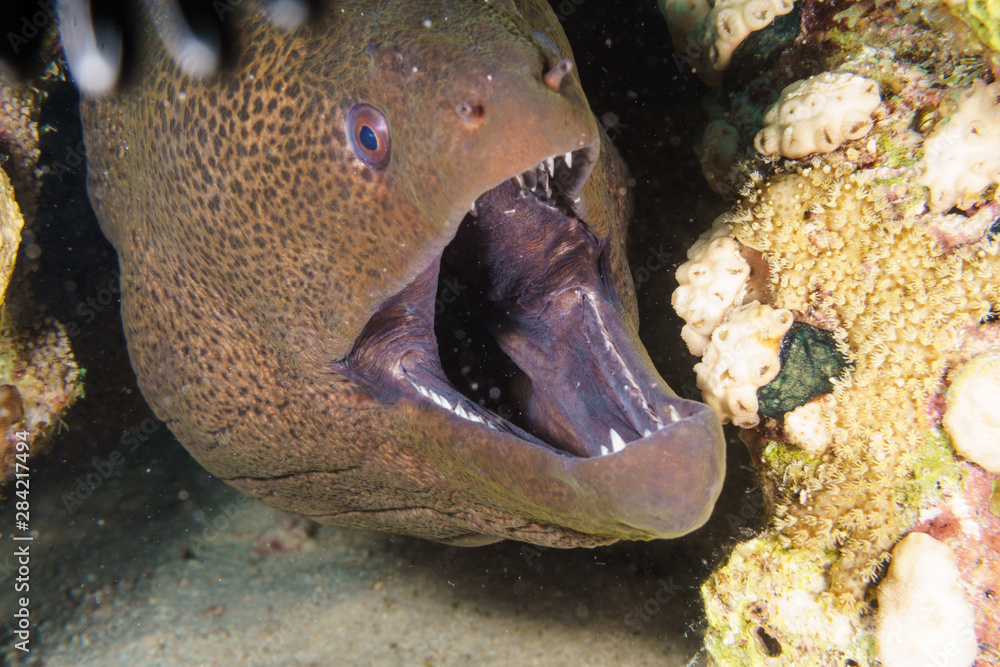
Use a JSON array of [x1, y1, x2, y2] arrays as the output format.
[[695, 301, 793, 428], [754, 72, 882, 159], [668, 15, 1000, 658], [657, 0, 797, 86], [703, 0, 796, 72], [942, 351, 1000, 473], [728, 163, 1000, 605], [1, 63, 85, 484], [0, 74, 45, 217], [943, 0, 1000, 56], [0, 169, 24, 302], [0, 319, 84, 482], [672, 220, 751, 356], [698, 119, 741, 195], [917, 78, 1000, 211], [875, 532, 978, 667]]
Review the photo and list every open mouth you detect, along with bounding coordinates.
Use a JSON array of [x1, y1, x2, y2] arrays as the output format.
[[333, 144, 699, 459]]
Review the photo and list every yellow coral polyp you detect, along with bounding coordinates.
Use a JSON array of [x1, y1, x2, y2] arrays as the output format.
[[724, 165, 1000, 605]]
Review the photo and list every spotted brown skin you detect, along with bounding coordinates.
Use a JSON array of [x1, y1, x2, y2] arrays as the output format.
[[81, 0, 725, 547]]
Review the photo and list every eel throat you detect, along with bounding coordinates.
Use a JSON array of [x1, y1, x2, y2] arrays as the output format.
[[335, 147, 697, 461]]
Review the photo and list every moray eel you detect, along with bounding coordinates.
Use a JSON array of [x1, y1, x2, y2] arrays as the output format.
[[81, 0, 725, 546]]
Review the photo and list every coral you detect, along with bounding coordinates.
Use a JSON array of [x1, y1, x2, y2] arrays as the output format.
[[0, 74, 44, 215], [0, 384, 24, 431], [703, 0, 796, 72], [944, 0, 1000, 54], [782, 399, 832, 455], [672, 217, 750, 356], [695, 301, 793, 428], [698, 119, 740, 195], [703, 536, 875, 666], [0, 169, 24, 302], [657, 0, 712, 66], [942, 351, 1000, 473], [757, 322, 849, 418], [914, 460, 1000, 663], [754, 72, 882, 160], [657, 0, 796, 86], [1, 319, 84, 482], [875, 533, 978, 667], [917, 79, 1000, 211], [668, 0, 1000, 663], [728, 164, 1000, 603]]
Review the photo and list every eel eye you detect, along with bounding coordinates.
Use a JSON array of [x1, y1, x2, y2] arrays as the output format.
[[347, 103, 390, 169]]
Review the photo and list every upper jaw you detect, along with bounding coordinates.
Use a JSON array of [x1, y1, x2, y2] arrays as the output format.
[[461, 143, 599, 224]]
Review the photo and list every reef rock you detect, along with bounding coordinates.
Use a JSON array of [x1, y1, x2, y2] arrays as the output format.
[[664, 0, 1000, 661]]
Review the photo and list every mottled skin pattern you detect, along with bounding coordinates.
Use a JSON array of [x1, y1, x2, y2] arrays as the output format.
[[82, 0, 724, 546]]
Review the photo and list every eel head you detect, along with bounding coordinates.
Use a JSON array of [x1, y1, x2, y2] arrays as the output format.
[[81, 0, 725, 547]]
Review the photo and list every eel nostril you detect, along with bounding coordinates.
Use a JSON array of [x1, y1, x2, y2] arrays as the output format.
[[455, 99, 485, 126], [543, 59, 573, 93]]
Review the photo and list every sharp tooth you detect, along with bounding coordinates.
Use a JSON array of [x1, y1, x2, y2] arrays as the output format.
[[417, 386, 430, 398], [668, 406, 681, 422], [545, 156, 555, 175], [469, 201, 477, 217], [642, 428, 651, 438], [513, 173, 525, 188], [610, 428, 627, 453], [600, 445, 609, 456], [564, 151, 573, 169], [430, 391, 451, 410]]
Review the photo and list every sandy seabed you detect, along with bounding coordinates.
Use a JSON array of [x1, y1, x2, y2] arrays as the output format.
[[1, 424, 754, 666]]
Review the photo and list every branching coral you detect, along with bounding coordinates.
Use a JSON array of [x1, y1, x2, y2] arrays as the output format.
[[917, 78, 1000, 211], [755, 72, 882, 159]]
